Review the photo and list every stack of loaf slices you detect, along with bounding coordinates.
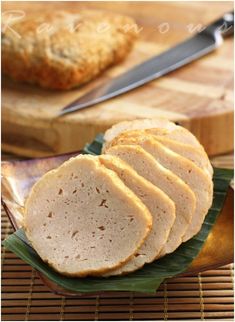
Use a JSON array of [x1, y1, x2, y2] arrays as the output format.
[[24, 119, 213, 277]]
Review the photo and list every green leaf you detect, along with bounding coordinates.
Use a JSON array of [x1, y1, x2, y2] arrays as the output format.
[[2, 135, 233, 294], [82, 134, 104, 155]]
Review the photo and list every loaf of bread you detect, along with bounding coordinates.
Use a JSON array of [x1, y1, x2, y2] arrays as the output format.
[[99, 155, 175, 275], [105, 144, 196, 256], [24, 155, 152, 277], [2, 10, 137, 90]]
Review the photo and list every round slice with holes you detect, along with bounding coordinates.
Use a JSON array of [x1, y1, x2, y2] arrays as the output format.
[[105, 145, 196, 257], [106, 133, 213, 244], [144, 128, 213, 177], [99, 155, 175, 276], [105, 129, 213, 177], [24, 154, 152, 277], [104, 118, 203, 149]]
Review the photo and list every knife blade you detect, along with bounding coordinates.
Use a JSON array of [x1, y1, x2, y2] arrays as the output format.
[[59, 11, 234, 116]]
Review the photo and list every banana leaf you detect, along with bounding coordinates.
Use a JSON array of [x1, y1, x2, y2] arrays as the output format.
[[2, 135, 233, 294]]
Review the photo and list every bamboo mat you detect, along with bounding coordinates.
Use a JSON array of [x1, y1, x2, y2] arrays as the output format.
[[1, 153, 234, 321]]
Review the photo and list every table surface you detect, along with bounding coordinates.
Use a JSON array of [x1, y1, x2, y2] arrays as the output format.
[[1, 151, 234, 321]]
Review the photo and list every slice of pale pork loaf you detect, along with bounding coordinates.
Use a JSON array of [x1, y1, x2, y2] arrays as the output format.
[[151, 136, 213, 177], [103, 118, 213, 177], [109, 133, 213, 243], [105, 145, 196, 256], [24, 155, 152, 277], [144, 128, 213, 177], [103, 118, 203, 150], [99, 155, 175, 276], [104, 129, 213, 177]]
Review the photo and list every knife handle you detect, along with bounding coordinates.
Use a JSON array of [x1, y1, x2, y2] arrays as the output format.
[[205, 11, 234, 38]]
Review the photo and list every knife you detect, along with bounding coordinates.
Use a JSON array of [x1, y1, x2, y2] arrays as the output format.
[[59, 11, 234, 116]]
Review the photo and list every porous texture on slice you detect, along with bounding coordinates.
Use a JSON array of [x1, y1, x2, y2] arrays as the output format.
[[151, 136, 213, 177], [105, 145, 196, 256], [144, 128, 213, 176], [24, 155, 152, 277], [2, 10, 137, 90], [105, 129, 213, 177], [99, 155, 175, 276], [109, 133, 213, 243], [103, 118, 203, 150], [104, 118, 176, 143]]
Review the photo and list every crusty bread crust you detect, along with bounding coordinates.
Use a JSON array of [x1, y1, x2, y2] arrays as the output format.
[[2, 10, 137, 90]]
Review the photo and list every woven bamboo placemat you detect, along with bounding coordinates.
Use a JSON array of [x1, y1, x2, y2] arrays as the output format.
[[1, 153, 234, 321]]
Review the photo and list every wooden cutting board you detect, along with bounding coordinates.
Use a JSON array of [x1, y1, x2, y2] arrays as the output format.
[[2, 1, 234, 157]]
